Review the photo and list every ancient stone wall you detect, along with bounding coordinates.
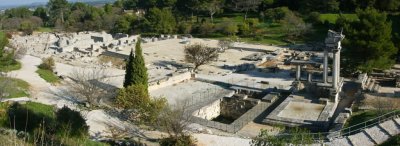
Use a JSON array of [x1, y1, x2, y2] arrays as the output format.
[[192, 99, 221, 120]]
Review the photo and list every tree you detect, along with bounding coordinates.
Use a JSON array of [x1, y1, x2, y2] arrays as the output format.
[[218, 38, 233, 52], [123, 39, 149, 90], [143, 8, 176, 34], [184, 43, 219, 71], [33, 7, 49, 23], [375, 0, 400, 11], [67, 68, 113, 106], [340, 8, 398, 73], [280, 11, 312, 40], [200, 0, 224, 23], [232, 0, 262, 20], [157, 100, 196, 146], [48, 0, 69, 26]]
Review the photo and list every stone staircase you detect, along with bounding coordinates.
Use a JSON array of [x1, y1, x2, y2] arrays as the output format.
[[324, 118, 400, 146]]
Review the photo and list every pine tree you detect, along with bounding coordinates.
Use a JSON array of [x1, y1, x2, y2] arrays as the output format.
[[132, 39, 149, 90], [123, 48, 135, 88], [341, 8, 398, 73]]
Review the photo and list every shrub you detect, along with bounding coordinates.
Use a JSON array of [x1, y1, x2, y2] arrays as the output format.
[[159, 135, 196, 146], [198, 22, 215, 36], [221, 23, 238, 36], [307, 12, 321, 24], [56, 106, 88, 137], [264, 7, 291, 22], [238, 22, 250, 36], [38, 57, 55, 72], [116, 85, 167, 124], [178, 22, 192, 34]]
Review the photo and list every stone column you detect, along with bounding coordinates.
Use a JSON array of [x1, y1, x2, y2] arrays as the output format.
[[337, 50, 341, 84], [332, 50, 338, 89], [296, 65, 301, 81], [323, 48, 328, 83]]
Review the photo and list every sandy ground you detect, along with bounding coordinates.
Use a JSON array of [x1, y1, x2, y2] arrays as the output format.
[[277, 102, 325, 121]]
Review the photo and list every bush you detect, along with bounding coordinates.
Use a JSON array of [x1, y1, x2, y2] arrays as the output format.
[[264, 7, 291, 22], [178, 22, 192, 34], [159, 135, 196, 146], [56, 106, 88, 137], [238, 22, 250, 36], [116, 85, 167, 124], [221, 23, 238, 36], [246, 18, 260, 28], [198, 22, 215, 36], [307, 12, 321, 24], [38, 57, 55, 72]]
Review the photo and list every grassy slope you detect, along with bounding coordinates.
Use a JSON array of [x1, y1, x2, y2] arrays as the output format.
[[36, 69, 59, 83], [319, 14, 358, 24], [0, 77, 30, 98]]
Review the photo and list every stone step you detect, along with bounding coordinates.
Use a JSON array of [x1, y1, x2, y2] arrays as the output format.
[[364, 126, 391, 144], [379, 119, 400, 136], [348, 131, 375, 146], [394, 118, 400, 126], [325, 137, 352, 146]]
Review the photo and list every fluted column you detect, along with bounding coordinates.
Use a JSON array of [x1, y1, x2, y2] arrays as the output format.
[[332, 50, 338, 89], [296, 65, 301, 81], [323, 48, 328, 83]]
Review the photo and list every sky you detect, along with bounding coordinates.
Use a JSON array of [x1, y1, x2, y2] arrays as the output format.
[[0, 0, 48, 7]]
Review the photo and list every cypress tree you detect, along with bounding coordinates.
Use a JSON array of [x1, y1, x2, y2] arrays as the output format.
[[123, 48, 135, 88], [123, 39, 149, 90], [132, 39, 149, 91]]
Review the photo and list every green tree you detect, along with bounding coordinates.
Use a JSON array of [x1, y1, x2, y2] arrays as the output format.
[[144, 8, 176, 34], [48, 0, 69, 26], [123, 39, 149, 90], [33, 7, 49, 23], [4, 7, 32, 18], [113, 14, 136, 34], [123, 48, 135, 88], [341, 8, 398, 73]]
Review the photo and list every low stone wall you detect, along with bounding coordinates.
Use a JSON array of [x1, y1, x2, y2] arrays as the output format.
[[191, 101, 272, 133], [192, 99, 221, 120], [148, 71, 192, 91]]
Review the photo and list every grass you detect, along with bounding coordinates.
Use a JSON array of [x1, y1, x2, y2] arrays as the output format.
[[36, 68, 59, 83], [23, 102, 56, 119], [344, 110, 380, 128], [319, 13, 358, 24], [0, 61, 21, 72], [0, 77, 30, 98]]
